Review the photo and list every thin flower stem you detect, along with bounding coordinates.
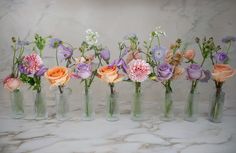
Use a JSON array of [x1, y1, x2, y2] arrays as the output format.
[[226, 41, 231, 54], [56, 48, 59, 66]]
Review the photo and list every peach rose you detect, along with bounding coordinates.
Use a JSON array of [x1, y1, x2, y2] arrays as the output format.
[[212, 64, 235, 82], [126, 50, 142, 64], [184, 49, 195, 60], [165, 50, 183, 66], [97, 66, 124, 83], [3, 76, 21, 92], [44, 66, 70, 87]]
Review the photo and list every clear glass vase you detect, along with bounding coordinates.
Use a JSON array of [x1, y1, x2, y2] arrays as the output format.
[[10, 89, 24, 119], [184, 89, 199, 122], [208, 88, 225, 123], [34, 91, 48, 120], [131, 82, 143, 121], [160, 88, 174, 121], [106, 92, 119, 121], [56, 88, 71, 121], [82, 89, 94, 121]]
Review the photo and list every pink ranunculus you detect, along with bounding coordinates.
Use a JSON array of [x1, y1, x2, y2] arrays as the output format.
[[128, 59, 151, 82], [3, 77, 21, 92]]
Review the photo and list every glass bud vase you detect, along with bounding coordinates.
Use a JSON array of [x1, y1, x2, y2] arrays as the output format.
[[10, 89, 24, 119], [208, 88, 225, 123], [34, 90, 48, 120], [56, 88, 70, 121], [106, 92, 119, 121], [160, 88, 174, 121], [82, 89, 94, 121], [184, 89, 199, 122], [131, 82, 143, 121]]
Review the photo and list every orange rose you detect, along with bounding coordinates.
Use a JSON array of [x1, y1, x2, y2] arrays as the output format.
[[212, 64, 235, 82], [184, 49, 195, 60], [97, 66, 124, 83], [44, 66, 70, 87]]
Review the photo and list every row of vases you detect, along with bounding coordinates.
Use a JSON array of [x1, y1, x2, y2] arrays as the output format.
[[9, 88, 225, 123]]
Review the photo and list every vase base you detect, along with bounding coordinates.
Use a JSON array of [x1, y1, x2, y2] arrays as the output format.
[[160, 115, 174, 122], [57, 115, 70, 121], [34, 114, 48, 120], [131, 114, 145, 121], [82, 116, 94, 121], [11, 113, 24, 119], [106, 117, 119, 122], [208, 118, 222, 123], [184, 116, 197, 122]]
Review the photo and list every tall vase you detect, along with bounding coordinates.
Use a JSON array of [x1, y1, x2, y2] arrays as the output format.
[[82, 89, 94, 121], [106, 84, 119, 121], [34, 90, 48, 120], [10, 89, 24, 119], [160, 87, 174, 121], [208, 87, 225, 123], [131, 82, 143, 121], [184, 87, 199, 122], [56, 87, 70, 120]]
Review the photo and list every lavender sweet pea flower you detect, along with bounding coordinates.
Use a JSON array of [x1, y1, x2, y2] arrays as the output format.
[[214, 51, 228, 63], [49, 38, 62, 48], [35, 65, 48, 76], [76, 63, 92, 79], [100, 49, 110, 62], [221, 36, 236, 43], [58, 44, 73, 61], [157, 63, 173, 81], [110, 58, 128, 73], [152, 45, 166, 62]]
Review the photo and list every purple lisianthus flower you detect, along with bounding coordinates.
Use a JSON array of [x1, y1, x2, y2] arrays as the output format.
[[100, 49, 110, 62], [186, 64, 210, 82], [152, 45, 166, 62], [214, 51, 228, 63], [49, 38, 62, 48], [58, 44, 73, 61], [221, 36, 236, 43], [110, 58, 128, 73], [157, 63, 173, 81], [35, 65, 48, 77], [75, 63, 92, 79]]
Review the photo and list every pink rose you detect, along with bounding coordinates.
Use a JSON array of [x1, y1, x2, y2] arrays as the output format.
[[3, 76, 21, 92]]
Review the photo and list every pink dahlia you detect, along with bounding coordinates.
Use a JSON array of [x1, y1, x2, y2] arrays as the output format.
[[128, 59, 151, 82], [21, 53, 43, 75]]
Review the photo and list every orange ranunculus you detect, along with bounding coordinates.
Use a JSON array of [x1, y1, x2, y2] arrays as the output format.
[[212, 64, 235, 82], [97, 65, 124, 83], [44, 66, 70, 87], [184, 49, 195, 60]]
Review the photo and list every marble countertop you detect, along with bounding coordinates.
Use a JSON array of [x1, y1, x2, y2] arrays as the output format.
[[0, 93, 236, 153]]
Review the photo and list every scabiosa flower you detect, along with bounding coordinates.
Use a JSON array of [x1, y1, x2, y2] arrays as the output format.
[[157, 63, 173, 81], [128, 59, 151, 82], [49, 38, 62, 48], [214, 51, 228, 63], [20, 53, 43, 75], [152, 45, 166, 62], [75, 63, 92, 79], [221, 36, 236, 43], [58, 44, 73, 61], [85, 29, 99, 45]]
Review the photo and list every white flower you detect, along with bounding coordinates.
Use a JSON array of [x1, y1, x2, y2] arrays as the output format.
[[85, 29, 99, 45]]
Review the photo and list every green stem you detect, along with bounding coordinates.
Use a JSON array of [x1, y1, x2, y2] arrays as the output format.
[[56, 48, 59, 66], [164, 81, 173, 118], [109, 83, 115, 117], [226, 41, 231, 54], [84, 79, 90, 117], [133, 82, 141, 117]]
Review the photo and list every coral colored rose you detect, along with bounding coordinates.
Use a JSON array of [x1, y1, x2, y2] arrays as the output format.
[[44, 66, 70, 87], [184, 49, 195, 60], [97, 65, 124, 83], [3, 77, 21, 92], [128, 59, 151, 82], [126, 50, 142, 64], [212, 64, 235, 82]]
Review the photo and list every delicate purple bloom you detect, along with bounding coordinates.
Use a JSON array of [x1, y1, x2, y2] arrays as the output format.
[[110, 58, 128, 73], [58, 44, 73, 61], [100, 49, 110, 62], [18, 64, 30, 75], [221, 36, 236, 43], [75, 63, 92, 79], [152, 45, 166, 62], [49, 38, 62, 48], [186, 64, 210, 82], [214, 51, 228, 63], [35, 65, 48, 77], [157, 63, 173, 81]]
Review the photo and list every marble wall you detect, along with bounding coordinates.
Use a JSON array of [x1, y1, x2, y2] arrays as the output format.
[[0, 0, 236, 103]]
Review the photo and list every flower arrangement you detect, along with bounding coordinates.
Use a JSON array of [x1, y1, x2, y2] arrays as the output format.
[[208, 36, 236, 122]]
